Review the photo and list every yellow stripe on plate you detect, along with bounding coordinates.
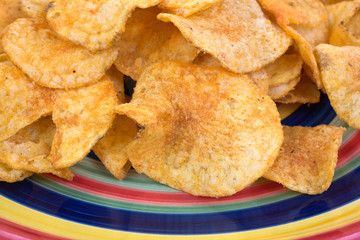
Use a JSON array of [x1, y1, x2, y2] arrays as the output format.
[[1, 196, 360, 240]]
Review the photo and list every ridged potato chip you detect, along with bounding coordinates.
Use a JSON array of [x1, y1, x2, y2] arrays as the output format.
[[158, 0, 292, 74], [46, 0, 160, 51], [20, 0, 52, 19], [193, 53, 269, 93], [116, 61, 283, 197], [0, 61, 52, 142], [315, 44, 360, 129], [93, 115, 137, 180], [114, 7, 198, 81], [276, 73, 320, 104], [258, 0, 328, 88], [0, 162, 32, 182], [158, 0, 221, 17], [50, 77, 117, 169], [327, 1, 360, 46], [264, 125, 345, 194], [2, 18, 118, 89], [0, 117, 73, 180]]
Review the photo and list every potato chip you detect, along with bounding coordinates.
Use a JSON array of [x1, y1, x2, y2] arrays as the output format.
[[106, 65, 125, 102], [158, 0, 292, 74], [0, 61, 52, 142], [315, 44, 360, 129], [258, 0, 328, 88], [193, 53, 269, 93], [158, 0, 221, 17], [114, 7, 198, 81], [93, 115, 137, 180], [46, 0, 160, 51], [276, 73, 320, 104], [0, 54, 8, 62], [50, 77, 117, 169], [265, 54, 303, 88], [268, 76, 300, 100], [0, 117, 73, 180], [327, 1, 360, 47], [264, 125, 345, 194], [0, 162, 32, 182], [2, 18, 119, 89], [322, 0, 351, 5], [116, 61, 283, 197], [20, 0, 52, 19], [0, 0, 26, 54]]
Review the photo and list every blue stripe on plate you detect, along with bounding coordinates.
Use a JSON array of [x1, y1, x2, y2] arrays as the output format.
[[1, 165, 360, 235], [282, 94, 336, 127]]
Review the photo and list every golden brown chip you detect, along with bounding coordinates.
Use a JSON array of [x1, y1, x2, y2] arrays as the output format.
[[193, 53, 269, 93], [322, 0, 352, 5], [93, 115, 137, 180], [158, 0, 292, 74], [327, 1, 360, 47], [0, 54, 8, 62], [46, 0, 160, 51], [265, 53, 303, 88], [2, 18, 119, 89], [276, 73, 320, 104], [258, 0, 329, 88], [268, 76, 300, 100], [50, 76, 117, 169], [0, 162, 33, 182], [264, 125, 345, 194], [0, 61, 52, 142], [0, 117, 73, 180], [0, 0, 26, 54], [158, 0, 221, 17], [315, 44, 360, 129], [116, 61, 283, 197], [106, 65, 125, 102], [114, 7, 199, 81], [20, 0, 52, 19]]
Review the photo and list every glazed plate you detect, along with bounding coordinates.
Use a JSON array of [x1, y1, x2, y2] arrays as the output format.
[[1, 94, 360, 240]]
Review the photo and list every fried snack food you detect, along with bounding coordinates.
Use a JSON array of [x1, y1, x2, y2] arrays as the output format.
[[115, 7, 198, 81], [0, 61, 52, 142], [265, 54, 303, 99], [0, 162, 33, 183], [2, 18, 118, 89], [50, 77, 117, 169], [116, 61, 283, 197], [93, 68, 137, 180], [0, 117, 73, 180], [158, 0, 221, 17], [315, 44, 360, 129], [158, 0, 292, 74], [193, 53, 269, 93], [46, 0, 160, 51], [20, 0, 52, 19], [258, 0, 329, 88], [264, 125, 345, 194], [0, 54, 8, 62], [275, 73, 320, 104], [93, 115, 137, 180], [327, 1, 360, 47], [0, 0, 26, 54]]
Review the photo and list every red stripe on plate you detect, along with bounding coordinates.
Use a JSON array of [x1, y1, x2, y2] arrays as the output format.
[[45, 130, 360, 205], [0, 217, 70, 240]]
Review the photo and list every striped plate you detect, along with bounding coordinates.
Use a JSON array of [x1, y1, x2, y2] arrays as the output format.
[[1, 93, 360, 240]]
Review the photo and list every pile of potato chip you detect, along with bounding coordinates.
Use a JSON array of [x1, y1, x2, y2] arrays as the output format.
[[0, 0, 359, 197]]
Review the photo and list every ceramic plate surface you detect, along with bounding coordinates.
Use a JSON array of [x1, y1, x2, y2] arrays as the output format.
[[1, 94, 360, 240]]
